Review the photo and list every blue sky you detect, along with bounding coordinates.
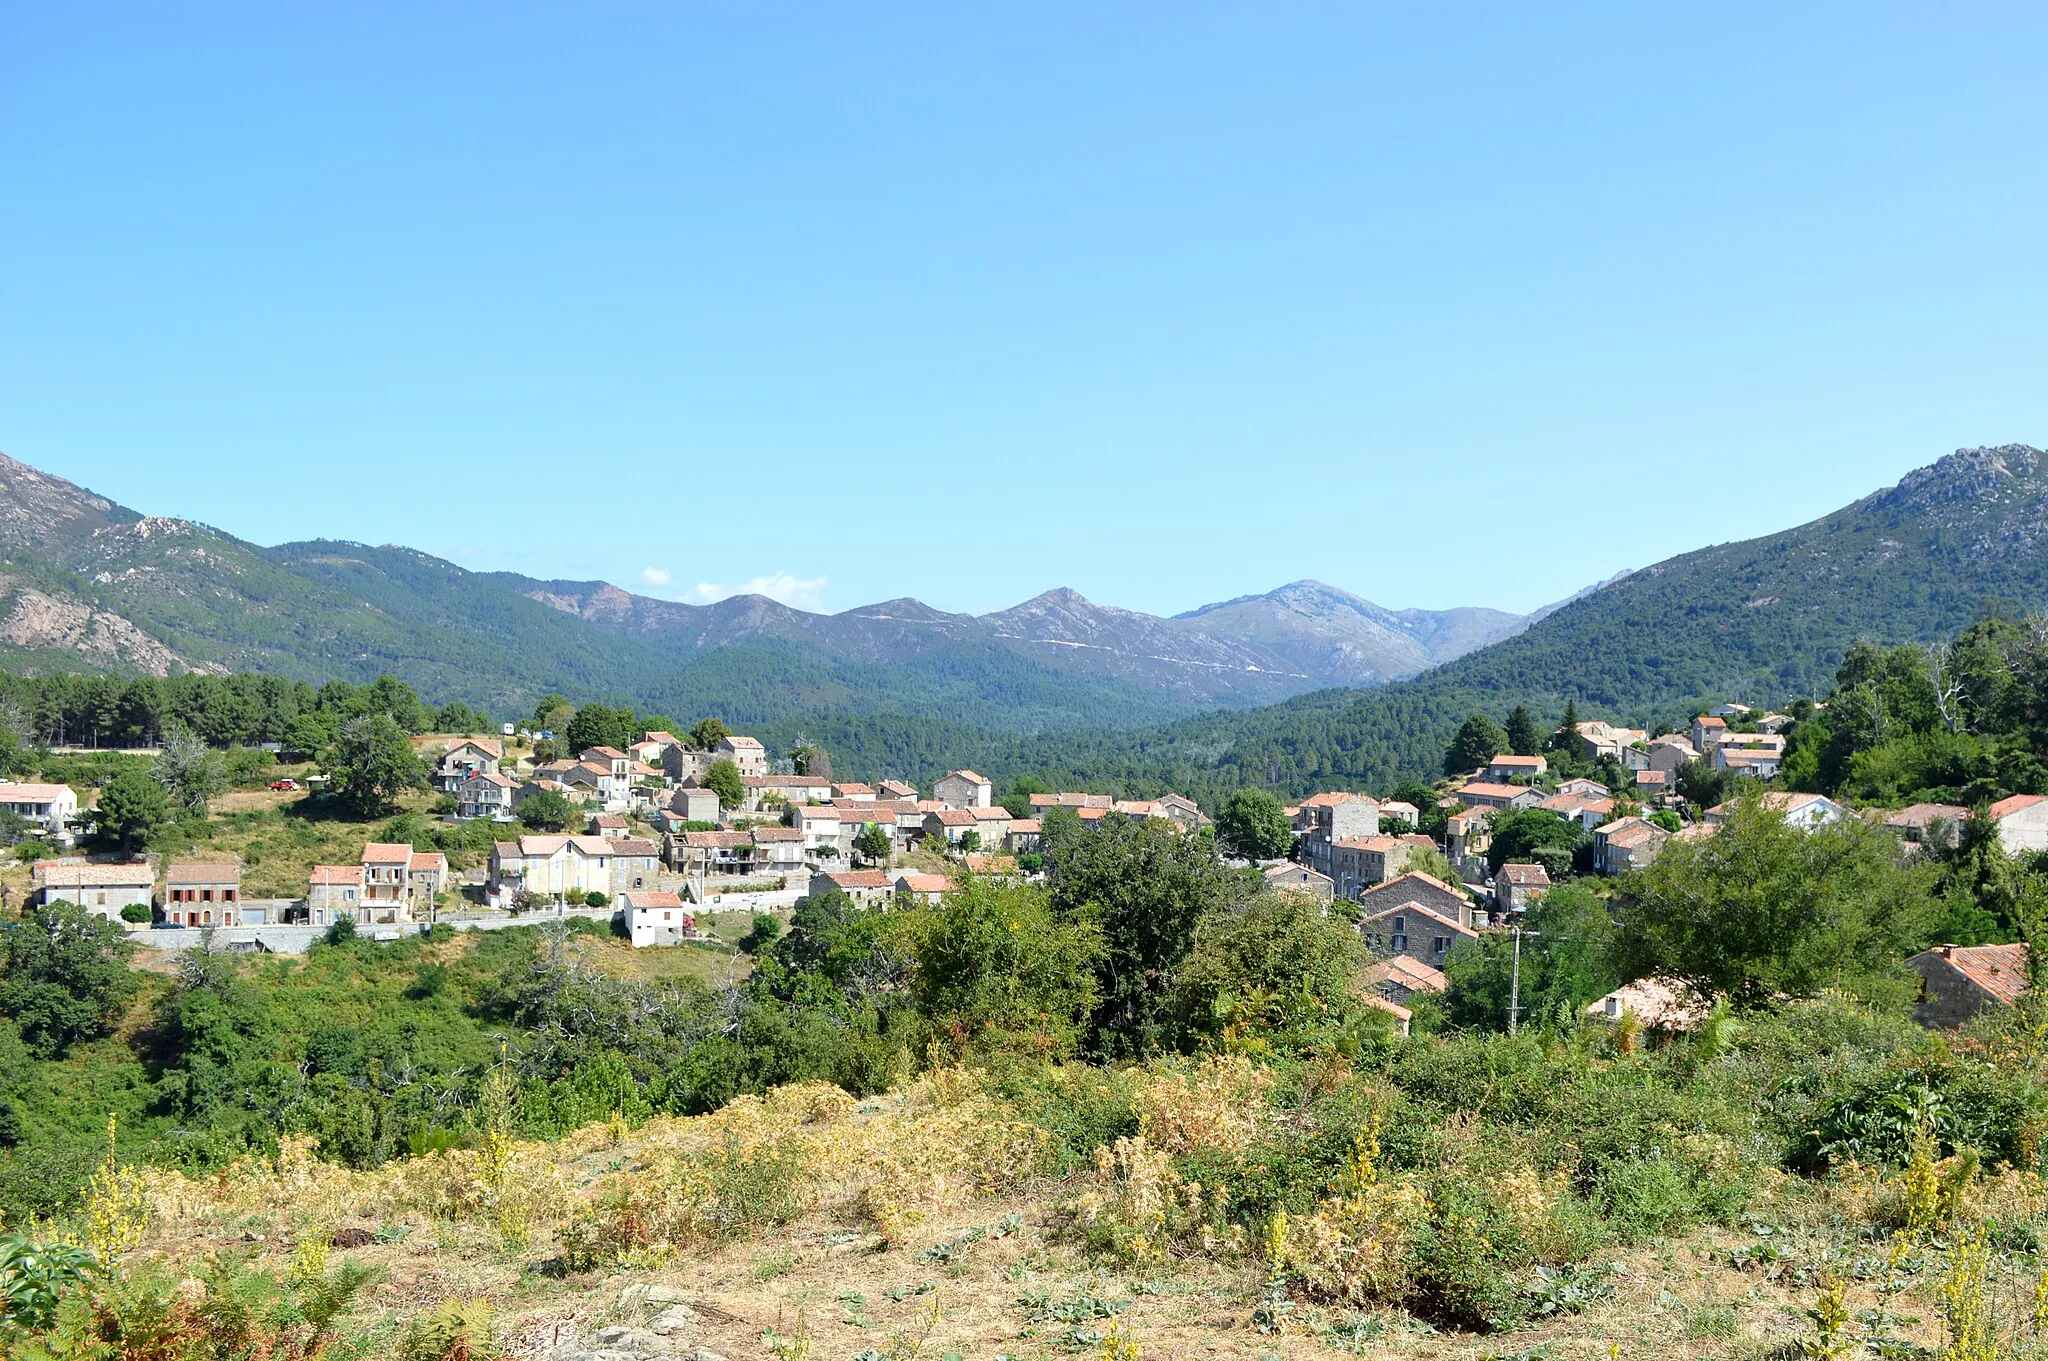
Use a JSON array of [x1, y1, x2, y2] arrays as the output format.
[[3, 5, 2044, 618]]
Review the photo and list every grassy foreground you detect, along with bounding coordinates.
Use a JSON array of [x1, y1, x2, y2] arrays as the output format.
[[10, 998, 2048, 1361]]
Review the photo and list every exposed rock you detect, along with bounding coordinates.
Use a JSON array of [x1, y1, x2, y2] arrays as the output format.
[[0, 587, 187, 676]]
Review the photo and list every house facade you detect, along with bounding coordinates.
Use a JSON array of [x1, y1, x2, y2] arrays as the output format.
[[1908, 943, 2030, 1028], [933, 770, 993, 810], [622, 890, 696, 949], [0, 781, 79, 846], [163, 861, 243, 926], [32, 860, 154, 924]]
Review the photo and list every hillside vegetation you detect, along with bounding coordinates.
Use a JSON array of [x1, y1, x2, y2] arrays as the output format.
[[9, 798, 2048, 1356]]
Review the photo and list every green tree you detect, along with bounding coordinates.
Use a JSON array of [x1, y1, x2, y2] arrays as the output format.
[[566, 703, 635, 754], [1442, 882, 1615, 1032], [690, 717, 731, 752], [1607, 791, 1940, 1008], [1170, 888, 1365, 1052], [1445, 713, 1509, 776], [94, 769, 170, 855], [326, 713, 427, 816], [1674, 758, 1730, 814], [1547, 698, 1582, 754], [282, 711, 336, 759], [1214, 789, 1296, 862], [1504, 705, 1540, 758], [517, 787, 575, 833], [702, 758, 745, 811], [853, 821, 893, 866], [1485, 808, 1586, 873], [890, 878, 1103, 1061], [738, 913, 783, 953], [1046, 815, 1237, 1057], [0, 904, 138, 1058]]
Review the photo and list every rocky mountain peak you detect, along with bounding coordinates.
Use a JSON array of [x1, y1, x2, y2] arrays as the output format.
[[0, 451, 137, 551], [1879, 444, 2046, 514]]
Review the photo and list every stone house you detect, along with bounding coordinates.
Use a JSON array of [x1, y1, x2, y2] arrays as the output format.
[[1298, 793, 1381, 880], [934, 770, 993, 810], [668, 829, 760, 878], [1592, 817, 1668, 875], [1356, 872, 1474, 928], [1378, 800, 1419, 828], [1363, 954, 1448, 1007], [808, 868, 894, 909], [923, 808, 980, 849], [1261, 863, 1334, 901], [1329, 835, 1414, 900], [1908, 943, 2030, 1028], [1646, 736, 1700, 774], [32, 860, 154, 924], [893, 871, 954, 904], [665, 785, 722, 825], [1494, 862, 1551, 913], [661, 745, 715, 784], [1883, 803, 1969, 851], [306, 865, 367, 924], [163, 861, 243, 926], [715, 735, 768, 778], [1359, 900, 1478, 971]]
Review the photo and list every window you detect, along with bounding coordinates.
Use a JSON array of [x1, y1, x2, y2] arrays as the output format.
[[1433, 936, 1450, 956]]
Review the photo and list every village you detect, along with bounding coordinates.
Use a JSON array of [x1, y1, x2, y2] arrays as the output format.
[[9, 704, 2045, 1030]]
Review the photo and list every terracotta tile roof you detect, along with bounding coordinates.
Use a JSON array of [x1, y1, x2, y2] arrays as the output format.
[[1500, 863, 1551, 886], [928, 808, 978, 826], [1695, 715, 1727, 728], [895, 872, 953, 893], [621, 890, 686, 909], [1300, 791, 1374, 808], [0, 782, 74, 801], [877, 780, 918, 797], [721, 736, 765, 749], [1489, 754, 1544, 768], [748, 827, 803, 843], [1885, 803, 1970, 830], [409, 852, 447, 871], [965, 853, 1020, 874], [309, 865, 362, 886], [33, 861, 153, 887], [165, 861, 240, 885], [1923, 943, 2031, 1008], [1362, 956, 1450, 994], [464, 771, 517, 788], [1375, 870, 1467, 899], [1587, 976, 1708, 1029], [819, 869, 892, 890], [971, 805, 1015, 821], [833, 783, 876, 795], [581, 746, 628, 760], [1459, 782, 1528, 801], [362, 842, 413, 864], [1364, 994, 1413, 1024], [1990, 794, 2048, 821], [1333, 835, 1400, 852], [1008, 818, 1042, 833], [944, 770, 989, 785], [608, 837, 660, 855], [682, 831, 753, 848]]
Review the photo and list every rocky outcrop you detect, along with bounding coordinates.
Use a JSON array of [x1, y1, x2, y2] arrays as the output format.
[[0, 586, 189, 676]]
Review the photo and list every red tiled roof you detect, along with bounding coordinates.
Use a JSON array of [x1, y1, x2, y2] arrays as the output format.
[[928, 808, 978, 826], [1926, 943, 2031, 1007], [1990, 794, 2047, 821], [1500, 863, 1551, 885], [361, 842, 413, 864], [1363, 956, 1449, 993], [165, 861, 240, 885], [33, 861, 152, 887], [895, 872, 953, 893], [621, 890, 686, 909], [943, 770, 988, 785], [309, 865, 362, 886], [819, 870, 892, 889], [409, 852, 447, 871], [1360, 898, 1476, 937]]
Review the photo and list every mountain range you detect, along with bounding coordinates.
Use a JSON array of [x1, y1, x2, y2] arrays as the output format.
[[0, 452, 1534, 730], [995, 443, 2048, 801]]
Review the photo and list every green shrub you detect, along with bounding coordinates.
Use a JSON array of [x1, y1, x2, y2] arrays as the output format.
[[119, 904, 151, 924]]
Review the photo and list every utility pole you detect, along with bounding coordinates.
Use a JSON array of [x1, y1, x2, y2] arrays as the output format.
[[1508, 924, 1540, 1036]]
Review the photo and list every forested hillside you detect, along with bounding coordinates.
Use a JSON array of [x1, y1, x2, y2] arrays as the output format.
[[992, 445, 2048, 799]]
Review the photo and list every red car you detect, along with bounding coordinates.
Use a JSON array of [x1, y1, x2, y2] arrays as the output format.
[[269, 779, 299, 791]]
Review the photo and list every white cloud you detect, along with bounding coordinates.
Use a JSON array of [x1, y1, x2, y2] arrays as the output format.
[[688, 572, 830, 611], [640, 565, 672, 586]]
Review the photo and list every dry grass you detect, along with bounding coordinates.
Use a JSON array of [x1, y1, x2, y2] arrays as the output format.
[[86, 1061, 2011, 1361]]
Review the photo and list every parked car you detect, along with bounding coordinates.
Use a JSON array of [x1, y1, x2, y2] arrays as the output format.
[[269, 779, 299, 791]]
